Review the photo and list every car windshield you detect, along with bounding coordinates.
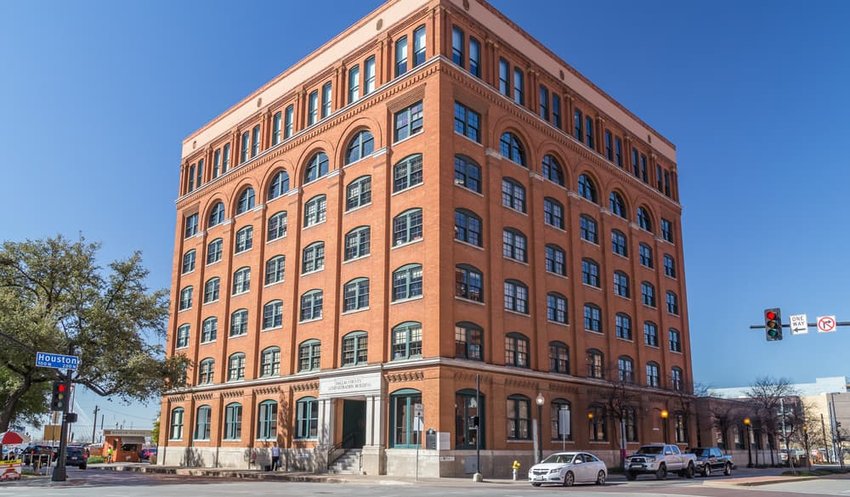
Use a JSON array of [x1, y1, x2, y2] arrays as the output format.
[[541, 454, 574, 464], [690, 448, 709, 456], [636, 446, 664, 455]]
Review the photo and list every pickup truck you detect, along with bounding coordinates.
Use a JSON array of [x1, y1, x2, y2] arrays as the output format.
[[688, 447, 733, 476], [624, 444, 696, 480]]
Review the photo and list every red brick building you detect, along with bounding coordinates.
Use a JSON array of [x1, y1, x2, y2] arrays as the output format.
[[159, 0, 692, 477]]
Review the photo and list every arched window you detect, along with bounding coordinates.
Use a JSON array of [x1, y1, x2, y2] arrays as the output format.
[[223, 402, 242, 440], [666, 291, 679, 315], [227, 353, 246, 381], [455, 264, 483, 302], [544, 244, 566, 276], [178, 287, 192, 311], [505, 332, 529, 367], [669, 328, 682, 352], [641, 281, 656, 307], [611, 230, 628, 257], [295, 397, 318, 439], [391, 389, 423, 447], [588, 404, 607, 441], [235, 226, 253, 253], [549, 341, 569, 374], [392, 264, 422, 301], [506, 394, 531, 439], [303, 194, 327, 227], [262, 301, 283, 330], [260, 347, 280, 377], [208, 202, 225, 227], [637, 206, 653, 232], [504, 280, 529, 314], [547, 293, 568, 324], [392, 321, 422, 360], [579, 214, 598, 243], [201, 318, 217, 343], [299, 289, 323, 321], [501, 178, 526, 212], [454, 209, 482, 247], [198, 358, 214, 384], [394, 36, 408, 76], [499, 132, 526, 166], [229, 309, 248, 337], [263, 255, 284, 285], [344, 226, 370, 260], [584, 303, 602, 332], [346, 175, 372, 210], [267, 170, 290, 201], [299, 339, 321, 372], [257, 400, 278, 440], [302, 242, 325, 274], [551, 399, 571, 441], [194, 405, 211, 440], [624, 406, 638, 442], [609, 191, 626, 218], [413, 25, 426, 66], [639, 243, 654, 268], [587, 349, 604, 378], [502, 228, 527, 262], [615, 312, 632, 340], [672, 367, 684, 391], [618, 356, 635, 383], [236, 187, 255, 214], [232, 266, 250, 294], [393, 154, 423, 192], [644, 321, 659, 347], [455, 322, 482, 360], [203, 277, 220, 303], [456, 389, 485, 449], [581, 258, 600, 287], [176, 324, 190, 348], [577, 174, 597, 203], [343, 277, 370, 312], [543, 197, 564, 229], [342, 331, 368, 366], [392, 208, 423, 246], [646, 361, 660, 387], [613, 271, 630, 298], [345, 130, 374, 164], [304, 151, 329, 184], [454, 155, 481, 193], [542, 154, 564, 185], [206, 238, 223, 265], [169, 407, 184, 440]]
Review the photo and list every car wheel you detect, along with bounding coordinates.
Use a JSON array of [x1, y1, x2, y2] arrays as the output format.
[[656, 464, 667, 480], [626, 471, 637, 481], [563, 471, 575, 487], [596, 470, 606, 485], [724, 463, 732, 476], [703, 464, 711, 477], [686, 463, 695, 479], [531, 483, 541, 487]]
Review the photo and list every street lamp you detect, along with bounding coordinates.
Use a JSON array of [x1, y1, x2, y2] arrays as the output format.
[[660, 409, 669, 445], [536, 393, 545, 463], [744, 417, 753, 468]]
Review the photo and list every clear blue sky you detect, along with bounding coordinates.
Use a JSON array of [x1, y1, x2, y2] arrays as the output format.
[[2, 0, 849, 436]]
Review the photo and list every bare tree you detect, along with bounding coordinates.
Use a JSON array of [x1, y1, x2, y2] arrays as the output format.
[[593, 362, 641, 469], [746, 376, 798, 466]]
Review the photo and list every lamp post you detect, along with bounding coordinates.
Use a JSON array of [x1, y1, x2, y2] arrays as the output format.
[[536, 393, 545, 463], [660, 409, 669, 445], [744, 417, 753, 468]]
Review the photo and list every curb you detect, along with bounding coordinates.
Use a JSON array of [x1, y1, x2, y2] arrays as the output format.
[[90, 465, 345, 483]]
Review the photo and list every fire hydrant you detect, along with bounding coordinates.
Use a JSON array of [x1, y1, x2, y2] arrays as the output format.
[[512, 460, 521, 480]]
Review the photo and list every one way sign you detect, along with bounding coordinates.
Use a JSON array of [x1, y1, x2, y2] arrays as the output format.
[[789, 314, 808, 335]]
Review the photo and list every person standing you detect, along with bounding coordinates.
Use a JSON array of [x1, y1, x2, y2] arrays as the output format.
[[271, 442, 281, 471], [107, 446, 113, 464]]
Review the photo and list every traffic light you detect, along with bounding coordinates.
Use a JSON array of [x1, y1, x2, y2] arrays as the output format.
[[51, 381, 68, 411], [765, 308, 783, 341]]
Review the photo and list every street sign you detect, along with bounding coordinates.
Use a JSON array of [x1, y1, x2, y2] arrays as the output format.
[[413, 403, 424, 432], [790, 314, 808, 335], [413, 403, 423, 419], [816, 316, 837, 333], [35, 352, 80, 370]]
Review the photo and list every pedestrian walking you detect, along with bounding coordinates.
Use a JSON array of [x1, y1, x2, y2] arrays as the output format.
[[271, 442, 281, 471]]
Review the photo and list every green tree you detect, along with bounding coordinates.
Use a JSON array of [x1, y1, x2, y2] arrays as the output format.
[[0, 235, 188, 431]]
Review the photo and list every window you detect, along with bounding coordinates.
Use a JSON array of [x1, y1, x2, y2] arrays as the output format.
[[615, 136, 623, 166], [499, 132, 526, 166], [236, 187, 255, 214], [574, 109, 583, 142], [581, 258, 600, 287], [194, 405, 212, 440], [632, 148, 640, 176], [240, 132, 249, 164], [604, 130, 613, 161], [227, 353, 245, 381], [264, 255, 285, 285], [176, 324, 189, 348], [267, 211, 287, 241], [624, 407, 638, 442], [392, 321, 422, 360], [250, 125, 260, 158], [539, 85, 549, 120], [639, 243, 653, 268], [232, 267, 250, 295], [456, 389, 485, 449], [321, 82, 332, 118], [391, 389, 423, 448], [584, 304, 602, 332], [454, 155, 481, 193], [178, 287, 192, 311], [647, 362, 660, 387], [587, 350, 604, 379], [666, 291, 679, 315], [346, 175, 372, 210], [552, 93, 562, 128], [669, 329, 682, 352], [501, 178, 526, 212], [672, 367, 684, 391], [262, 301, 283, 329], [307, 90, 318, 125], [455, 264, 483, 302], [637, 206, 653, 232], [394, 101, 423, 141], [303, 194, 327, 227], [413, 25, 426, 66], [451, 26, 464, 66], [641, 282, 656, 307], [644, 321, 659, 347], [455, 322, 482, 360], [348, 65, 360, 103], [343, 278, 370, 312], [342, 331, 368, 366], [229, 309, 248, 337], [675, 412, 687, 442], [505, 334, 529, 368], [364, 56, 376, 94], [260, 347, 281, 377], [551, 399, 571, 440], [184, 213, 198, 238], [203, 277, 220, 303], [543, 198, 564, 229], [503, 279, 529, 314], [454, 209, 482, 246], [589, 404, 607, 441], [469, 37, 480, 77], [545, 244, 566, 276], [268, 170, 290, 200], [641, 154, 648, 183], [609, 192, 626, 218], [611, 230, 628, 257], [284, 105, 294, 138], [302, 242, 325, 273], [257, 400, 277, 440], [201, 317, 217, 343], [392, 208, 423, 246], [585, 116, 594, 149], [618, 356, 635, 383], [549, 343, 569, 374], [506, 395, 531, 439], [208, 202, 225, 227], [182, 250, 196, 274], [577, 174, 597, 203], [344, 226, 370, 261], [661, 218, 674, 243], [542, 154, 564, 186], [299, 340, 321, 372], [547, 293, 568, 324], [304, 152, 329, 184], [235, 226, 253, 253], [613, 271, 630, 298], [345, 130, 374, 165], [513, 68, 524, 105], [453, 102, 480, 142], [579, 215, 598, 243], [295, 397, 318, 439], [299, 290, 323, 321], [169, 408, 184, 440], [392, 264, 422, 301], [213, 149, 221, 178], [393, 153, 423, 192], [223, 403, 242, 440], [498, 58, 510, 96], [615, 313, 632, 340], [663, 254, 677, 278], [271, 112, 282, 146]]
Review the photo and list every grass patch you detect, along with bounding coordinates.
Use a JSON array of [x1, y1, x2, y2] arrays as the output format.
[[87, 456, 105, 464]]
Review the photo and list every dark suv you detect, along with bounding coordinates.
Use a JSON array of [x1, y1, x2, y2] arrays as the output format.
[[65, 447, 88, 469], [688, 447, 733, 477]]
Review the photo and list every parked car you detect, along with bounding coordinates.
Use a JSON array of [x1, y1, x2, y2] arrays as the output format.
[[528, 452, 608, 487], [688, 447, 733, 476], [65, 446, 88, 469], [139, 447, 157, 461], [624, 444, 696, 480]]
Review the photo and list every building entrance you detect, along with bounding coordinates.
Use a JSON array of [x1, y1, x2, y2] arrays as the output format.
[[342, 399, 366, 448]]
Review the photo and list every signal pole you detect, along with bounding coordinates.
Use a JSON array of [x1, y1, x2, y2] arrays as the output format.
[[51, 371, 72, 482], [91, 405, 100, 444]]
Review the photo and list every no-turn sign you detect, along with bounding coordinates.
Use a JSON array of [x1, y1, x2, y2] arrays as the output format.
[[816, 315, 837, 333]]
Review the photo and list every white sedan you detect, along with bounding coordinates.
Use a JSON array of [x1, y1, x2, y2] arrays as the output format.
[[528, 452, 607, 487]]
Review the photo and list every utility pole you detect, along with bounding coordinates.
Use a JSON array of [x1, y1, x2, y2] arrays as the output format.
[[91, 406, 99, 444], [100, 414, 104, 442]]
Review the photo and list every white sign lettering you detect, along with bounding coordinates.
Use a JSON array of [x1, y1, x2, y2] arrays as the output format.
[[790, 314, 808, 335]]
